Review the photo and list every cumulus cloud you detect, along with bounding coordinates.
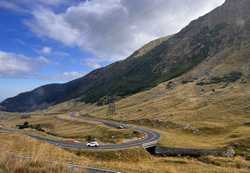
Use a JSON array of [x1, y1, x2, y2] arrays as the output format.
[[26, 8, 81, 46], [27, 0, 225, 61], [0, 50, 83, 81], [0, 50, 47, 78]]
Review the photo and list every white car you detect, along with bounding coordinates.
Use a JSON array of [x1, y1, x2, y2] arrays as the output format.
[[86, 141, 99, 147], [118, 124, 129, 129]]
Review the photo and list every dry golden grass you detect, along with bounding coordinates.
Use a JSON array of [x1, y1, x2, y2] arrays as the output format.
[[0, 133, 88, 173], [0, 155, 84, 173], [1, 133, 250, 173], [0, 133, 88, 163], [46, 81, 250, 149], [3, 115, 140, 144], [0, 123, 250, 173]]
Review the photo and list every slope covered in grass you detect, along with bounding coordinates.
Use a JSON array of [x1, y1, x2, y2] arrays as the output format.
[[0, 132, 250, 173]]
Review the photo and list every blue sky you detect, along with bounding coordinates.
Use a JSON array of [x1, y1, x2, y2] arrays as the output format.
[[0, 0, 225, 101]]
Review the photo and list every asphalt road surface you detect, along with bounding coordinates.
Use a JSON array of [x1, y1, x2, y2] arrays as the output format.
[[0, 115, 160, 151], [30, 115, 160, 151]]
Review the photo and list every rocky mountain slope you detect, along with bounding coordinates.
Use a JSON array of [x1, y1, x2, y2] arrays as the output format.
[[1, 0, 250, 112]]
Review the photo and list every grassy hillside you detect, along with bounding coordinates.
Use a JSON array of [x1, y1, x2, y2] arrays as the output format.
[[3, 115, 141, 144], [0, 131, 250, 173], [1, 71, 250, 173], [45, 44, 250, 156]]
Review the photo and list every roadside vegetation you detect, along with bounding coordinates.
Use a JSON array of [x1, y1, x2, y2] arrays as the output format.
[[0, 133, 88, 173], [0, 132, 250, 173], [4, 115, 141, 144]]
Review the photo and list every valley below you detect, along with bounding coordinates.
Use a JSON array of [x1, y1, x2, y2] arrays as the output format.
[[1, 78, 250, 173]]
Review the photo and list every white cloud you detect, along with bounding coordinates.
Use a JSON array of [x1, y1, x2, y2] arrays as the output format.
[[32, 71, 86, 82], [0, 51, 44, 77], [27, 0, 225, 61], [86, 61, 102, 69], [38, 46, 70, 59], [59, 71, 85, 81], [38, 56, 50, 64], [0, 50, 84, 81], [0, 0, 66, 13], [81, 58, 102, 69], [41, 46, 52, 54], [0, 52, 31, 74], [26, 8, 81, 46]]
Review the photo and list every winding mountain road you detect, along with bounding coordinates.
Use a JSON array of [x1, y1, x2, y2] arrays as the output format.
[[0, 115, 160, 151], [33, 115, 160, 151], [0, 115, 160, 173]]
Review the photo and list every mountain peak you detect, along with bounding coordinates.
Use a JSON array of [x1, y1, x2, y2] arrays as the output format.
[[189, 0, 250, 30]]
